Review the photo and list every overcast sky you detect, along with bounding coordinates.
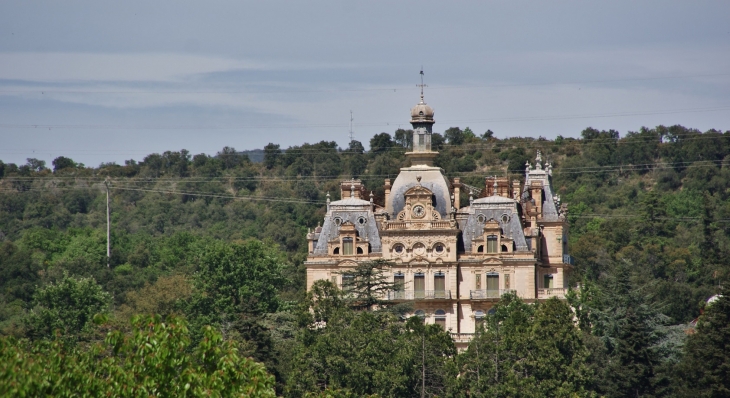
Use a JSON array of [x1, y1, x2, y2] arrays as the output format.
[[1, 1, 729, 167]]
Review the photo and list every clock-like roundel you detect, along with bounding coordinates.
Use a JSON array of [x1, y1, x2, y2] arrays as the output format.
[[412, 205, 425, 218]]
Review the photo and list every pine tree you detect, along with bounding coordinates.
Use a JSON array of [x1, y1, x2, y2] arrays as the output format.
[[676, 290, 730, 397]]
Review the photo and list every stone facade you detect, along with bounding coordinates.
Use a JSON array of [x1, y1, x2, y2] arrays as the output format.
[[305, 94, 573, 347]]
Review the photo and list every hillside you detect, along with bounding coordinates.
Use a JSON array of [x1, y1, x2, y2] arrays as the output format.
[[1, 124, 730, 396]]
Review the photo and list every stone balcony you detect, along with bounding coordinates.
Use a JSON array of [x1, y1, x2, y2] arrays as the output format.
[[537, 287, 567, 299], [385, 290, 452, 300], [469, 289, 516, 300]]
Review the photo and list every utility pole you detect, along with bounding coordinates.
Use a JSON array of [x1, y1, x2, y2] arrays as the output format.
[[105, 177, 110, 268]]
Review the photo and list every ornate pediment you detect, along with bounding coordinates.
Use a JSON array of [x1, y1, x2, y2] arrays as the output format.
[[483, 258, 502, 266], [409, 259, 429, 267]]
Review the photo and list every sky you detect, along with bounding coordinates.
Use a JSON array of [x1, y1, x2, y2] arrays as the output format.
[[1, 0, 729, 167]]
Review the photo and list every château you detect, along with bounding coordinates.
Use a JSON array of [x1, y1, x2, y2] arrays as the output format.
[[305, 90, 574, 347]]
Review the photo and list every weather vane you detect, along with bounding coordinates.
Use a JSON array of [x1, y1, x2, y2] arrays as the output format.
[[417, 68, 427, 101]]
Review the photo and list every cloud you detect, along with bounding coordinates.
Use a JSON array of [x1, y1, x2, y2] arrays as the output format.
[[0, 52, 262, 82]]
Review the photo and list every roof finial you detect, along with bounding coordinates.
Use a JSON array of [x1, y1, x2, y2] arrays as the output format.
[[350, 184, 355, 198], [535, 150, 543, 170], [369, 191, 374, 204], [492, 176, 498, 196], [417, 68, 427, 103]]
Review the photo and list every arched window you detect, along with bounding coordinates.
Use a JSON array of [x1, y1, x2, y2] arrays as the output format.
[[487, 307, 497, 315], [333, 247, 340, 255], [487, 235, 498, 253], [435, 309, 446, 329], [477, 245, 484, 253], [415, 310, 426, 320], [356, 247, 363, 254], [501, 244, 508, 252]]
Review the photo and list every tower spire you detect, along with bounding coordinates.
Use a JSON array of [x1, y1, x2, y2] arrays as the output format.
[[349, 110, 354, 143], [417, 68, 427, 102]]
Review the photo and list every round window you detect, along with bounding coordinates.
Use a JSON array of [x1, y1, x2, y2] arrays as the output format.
[[393, 244, 404, 254], [434, 243, 445, 254], [413, 243, 426, 256], [501, 214, 510, 223], [357, 216, 367, 225], [334, 217, 342, 226], [477, 214, 486, 223]]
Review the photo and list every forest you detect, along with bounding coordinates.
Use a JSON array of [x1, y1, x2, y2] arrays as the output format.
[[1, 125, 730, 397]]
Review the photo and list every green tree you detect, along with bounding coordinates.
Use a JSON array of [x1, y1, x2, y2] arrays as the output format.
[[340, 259, 400, 311], [369, 133, 395, 155], [675, 291, 730, 397], [451, 294, 594, 398], [0, 315, 276, 397], [24, 273, 111, 341], [263, 143, 281, 169], [52, 156, 77, 172], [394, 128, 413, 148], [443, 127, 464, 145]]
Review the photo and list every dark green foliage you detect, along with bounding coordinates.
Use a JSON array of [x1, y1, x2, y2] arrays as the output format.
[[24, 273, 111, 341], [1, 124, 730, 394], [676, 290, 730, 396], [452, 294, 594, 397], [369, 133, 395, 154], [339, 259, 400, 311], [52, 156, 77, 172], [288, 304, 456, 397]]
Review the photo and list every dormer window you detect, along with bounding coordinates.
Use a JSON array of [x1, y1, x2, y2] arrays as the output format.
[[343, 237, 353, 255], [487, 235, 498, 253]]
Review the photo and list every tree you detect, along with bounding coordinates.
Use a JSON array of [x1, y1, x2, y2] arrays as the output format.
[[369, 133, 394, 155], [24, 273, 111, 341], [394, 128, 413, 148], [0, 315, 276, 397], [451, 294, 594, 398], [481, 130, 494, 140], [264, 143, 281, 169], [340, 259, 400, 311], [25, 158, 46, 172], [52, 156, 76, 172], [443, 127, 464, 145], [676, 290, 730, 397]]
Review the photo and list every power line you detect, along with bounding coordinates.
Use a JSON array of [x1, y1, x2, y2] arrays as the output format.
[[1, 72, 727, 95], [0, 105, 728, 132]]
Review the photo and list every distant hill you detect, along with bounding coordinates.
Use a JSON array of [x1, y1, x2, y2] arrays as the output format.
[[237, 149, 265, 163]]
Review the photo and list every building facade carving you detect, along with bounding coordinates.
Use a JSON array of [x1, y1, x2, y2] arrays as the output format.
[[305, 93, 574, 347]]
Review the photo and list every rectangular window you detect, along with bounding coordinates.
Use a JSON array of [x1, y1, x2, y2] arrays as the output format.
[[394, 274, 405, 299], [414, 274, 425, 299], [331, 275, 337, 286], [475, 274, 481, 290], [487, 235, 498, 253], [487, 274, 499, 298], [342, 274, 354, 290], [544, 274, 554, 289], [435, 317, 446, 329], [434, 274, 446, 298], [504, 274, 510, 290], [343, 238, 353, 255]]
